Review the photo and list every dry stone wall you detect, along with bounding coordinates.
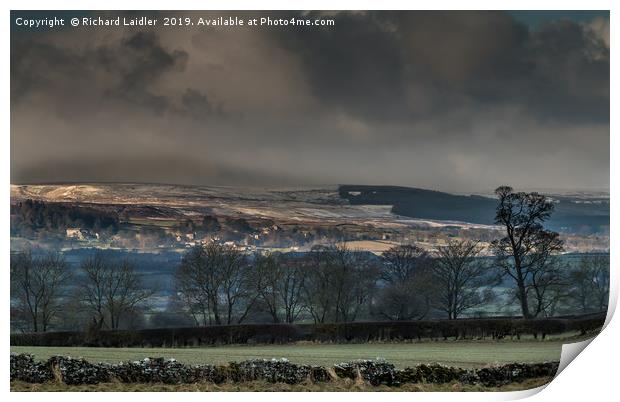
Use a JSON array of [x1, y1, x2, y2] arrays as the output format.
[[10, 353, 559, 387]]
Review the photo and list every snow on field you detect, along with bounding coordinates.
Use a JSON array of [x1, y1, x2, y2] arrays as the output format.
[[10, 183, 499, 230]]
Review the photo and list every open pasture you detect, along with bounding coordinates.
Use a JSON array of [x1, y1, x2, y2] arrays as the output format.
[[11, 339, 568, 369]]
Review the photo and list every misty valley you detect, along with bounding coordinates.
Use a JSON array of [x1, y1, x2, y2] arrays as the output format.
[[9, 183, 609, 332]]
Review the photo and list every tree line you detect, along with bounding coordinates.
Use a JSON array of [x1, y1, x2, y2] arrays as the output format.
[[11, 252, 155, 333], [11, 200, 119, 237], [10, 187, 610, 332]]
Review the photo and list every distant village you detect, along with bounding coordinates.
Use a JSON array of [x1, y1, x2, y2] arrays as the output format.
[[10, 198, 609, 255], [62, 221, 304, 252]]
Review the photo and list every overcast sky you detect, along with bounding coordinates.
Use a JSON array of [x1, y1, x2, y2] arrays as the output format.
[[10, 11, 610, 192]]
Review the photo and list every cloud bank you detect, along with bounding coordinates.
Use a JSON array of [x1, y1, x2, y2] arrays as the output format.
[[11, 11, 609, 192]]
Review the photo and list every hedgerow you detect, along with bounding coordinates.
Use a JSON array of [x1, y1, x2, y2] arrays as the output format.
[[10, 313, 604, 347]]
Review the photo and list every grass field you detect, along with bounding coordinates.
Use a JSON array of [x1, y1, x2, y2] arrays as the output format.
[[11, 339, 567, 369], [10, 377, 553, 392]]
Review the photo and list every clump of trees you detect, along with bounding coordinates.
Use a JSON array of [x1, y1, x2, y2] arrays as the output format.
[[11, 251, 153, 332], [174, 243, 255, 326], [170, 242, 497, 325], [567, 255, 610, 314], [251, 252, 306, 323], [201, 215, 221, 233], [375, 245, 434, 320], [11, 200, 119, 237], [432, 240, 495, 319], [76, 254, 155, 330], [303, 244, 379, 323], [10, 252, 71, 332]]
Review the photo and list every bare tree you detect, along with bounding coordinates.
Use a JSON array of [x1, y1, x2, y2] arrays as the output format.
[[302, 246, 335, 323], [11, 251, 71, 332], [333, 247, 379, 322], [251, 253, 281, 323], [433, 240, 495, 319], [173, 246, 212, 326], [219, 246, 255, 324], [175, 244, 255, 326], [79, 254, 107, 329], [278, 258, 307, 323], [303, 244, 379, 323], [252, 253, 306, 323], [381, 245, 430, 283], [568, 255, 610, 313], [526, 255, 567, 317], [491, 186, 564, 318], [375, 245, 434, 320], [79, 253, 154, 329]]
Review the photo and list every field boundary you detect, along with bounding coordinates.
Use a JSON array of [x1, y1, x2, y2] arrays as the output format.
[[10, 313, 605, 348], [10, 353, 559, 388]]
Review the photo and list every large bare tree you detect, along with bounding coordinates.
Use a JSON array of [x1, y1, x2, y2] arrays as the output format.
[[303, 244, 379, 323], [173, 246, 212, 326], [433, 240, 495, 319], [568, 255, 610, 313], [11, 251, 71, 332], [252, 253, 306, 323], [175, 243, 255, 325], [278, 258, 307, 323], [491, 186, 564, 318], [79, 253, 154, 329], [302, 246, 335, 323], [381, 245, 433, 282], [376, 245, 434, 320], [526, 255, 567, 317]]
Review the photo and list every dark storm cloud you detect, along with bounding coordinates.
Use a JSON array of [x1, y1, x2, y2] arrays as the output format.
[[180, 89, 222, 119], [12, 29, 188, 115], [525, 19, 609, 122], [98, 31, 189, 114], [276, 11, 609, 123], [11, 38, 77, 103], [10, 11, 610, 192], [275, 12, 409, 121]]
